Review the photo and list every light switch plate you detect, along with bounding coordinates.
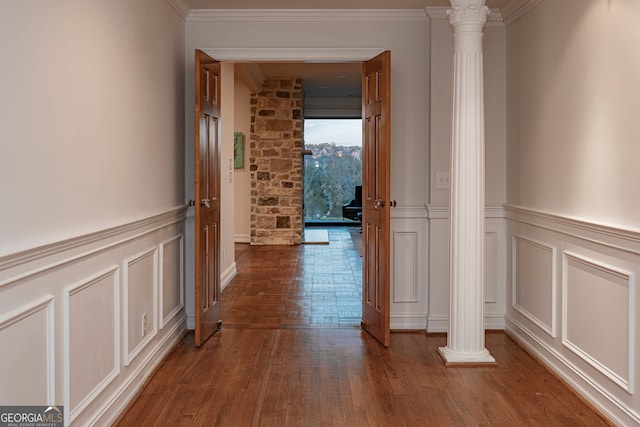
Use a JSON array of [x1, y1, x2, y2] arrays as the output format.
[[435, 172, 450, 189]]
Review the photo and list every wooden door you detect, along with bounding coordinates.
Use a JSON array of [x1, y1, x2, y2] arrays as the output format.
[[361, 51, 391, 347], [194, 50, 221, 347]]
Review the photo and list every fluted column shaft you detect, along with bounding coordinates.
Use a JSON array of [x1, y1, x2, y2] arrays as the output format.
[[438, 0, 495, 365]]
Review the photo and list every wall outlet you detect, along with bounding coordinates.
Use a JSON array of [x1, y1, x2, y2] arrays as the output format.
[[435, 171, 450, 189], [141, 312, 147, 337]]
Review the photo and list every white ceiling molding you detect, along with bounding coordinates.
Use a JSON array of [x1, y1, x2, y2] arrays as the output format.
[[500, 0, 542, 26], [203, 47, 385, 62], [188, 9, 427, 22], [235, 63, 265, 92], [166, 0, 190, 20]]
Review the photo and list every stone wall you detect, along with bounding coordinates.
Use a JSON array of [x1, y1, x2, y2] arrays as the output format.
[[250, 78, 303, 245]]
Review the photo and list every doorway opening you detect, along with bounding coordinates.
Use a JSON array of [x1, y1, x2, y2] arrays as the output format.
[[303, 118, 362, 227]]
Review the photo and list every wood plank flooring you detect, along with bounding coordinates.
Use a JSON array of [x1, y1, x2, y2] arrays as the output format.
[[115, 228, 611, 427]]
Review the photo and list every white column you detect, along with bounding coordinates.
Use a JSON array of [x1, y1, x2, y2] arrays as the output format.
[[438, 0, 495, 365]]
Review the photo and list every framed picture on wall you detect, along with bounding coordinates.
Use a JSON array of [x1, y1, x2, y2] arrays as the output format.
[[234, 132, 243, 168]]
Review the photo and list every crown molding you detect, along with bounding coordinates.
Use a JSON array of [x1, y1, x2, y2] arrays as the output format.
[[500, 0, 543, 26], [165, 0, 190, 20], [425, 6, 503, 26], [187, 9, 427, 22]]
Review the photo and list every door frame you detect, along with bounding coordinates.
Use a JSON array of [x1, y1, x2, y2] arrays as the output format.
[[185, 46, 387, 330]]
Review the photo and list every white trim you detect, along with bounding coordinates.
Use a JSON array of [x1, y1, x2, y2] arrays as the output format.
[[63, 266, 120, 425], [425, 203, 505, 220], [501, 0, 543, 26], [89, 316, 187, 427], [511, 234, 557, 338], [390, 204, 428, 220], [0, 206, 187, 276], [426, 313, 506, 333], [0, 295, 56, 405], [165, 0, 190, 20], [159, 234, 185, 329], [203, 47, 385, 63], [234, 234, 251, 244], [188, 9, 427, 22], [123, 248, 159, 367], [506, 316, 640, 426], [392, 230, 419, 303], [221, 262, 237, 292], [562, 251, 635, 394], [390, 314, 426, 330]]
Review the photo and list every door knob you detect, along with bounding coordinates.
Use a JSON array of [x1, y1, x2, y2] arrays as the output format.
[[374, 199, 385, 209], [200, 198, 210, 208]]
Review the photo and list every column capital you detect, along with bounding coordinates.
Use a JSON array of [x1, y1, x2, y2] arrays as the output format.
[[447, 0, 489, 27]]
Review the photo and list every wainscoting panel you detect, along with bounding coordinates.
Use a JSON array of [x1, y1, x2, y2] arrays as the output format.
[[563, 251, 634, 393], [0, 206, 187, 426], [0, 296, 54, 405], [512, 235, 556, 337], [505, 205, 640, 426], [426, 204, 507, 332], [64, 267, 119, 423], [393, 231, 419, 303], [123, 248, 158, 366], [389, 206, 428, 330], [160, 235, 184, 329]]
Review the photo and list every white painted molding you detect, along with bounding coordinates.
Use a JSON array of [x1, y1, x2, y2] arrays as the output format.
[[204, 47, 385, 62], [159, 234, 185, 330], [221, 262, 237, 292], [390, 204, 428, 219], [500, 0, 543, 26], [484, 231, 497, 303], [426, 204, 505, 220], [392, 231, 419, 303], [165, 0, 190, 20], [505, 204, 640, 254], [123, 247, 159, 367], [63, 266, 120, 424], [511, 234, 557, 338], [390, 314, 427, 330], [90, 316, 187, 427], [0, 205, 187, 272], [562, 251, 635, 394], [0, 295, 55, 404], [506, 316, 640, 426], [427, 314, 506, 333], [234, 234, 251, 244], [188, 9, 427, 22]]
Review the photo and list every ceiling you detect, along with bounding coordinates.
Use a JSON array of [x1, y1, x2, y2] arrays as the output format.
[[198, 0, 518, 99]]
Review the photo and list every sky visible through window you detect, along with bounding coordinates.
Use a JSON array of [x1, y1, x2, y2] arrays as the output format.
[[304, 119, 362, 146]]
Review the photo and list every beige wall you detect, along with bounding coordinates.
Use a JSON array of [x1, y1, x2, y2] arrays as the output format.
[[505, 1, 640, 424], [507, 0, 640, 227], [0, 0, 186, 257], [233, 76, 252, 243]]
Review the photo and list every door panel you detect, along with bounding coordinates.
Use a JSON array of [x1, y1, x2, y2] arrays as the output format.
[[194, 50, 221, 347], [361, 51, 391, 347]]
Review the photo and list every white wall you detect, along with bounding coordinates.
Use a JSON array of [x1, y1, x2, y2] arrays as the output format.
[[505, 1, 640, 424], [233, 76, 253, 244], [0, 1, 187, 425]]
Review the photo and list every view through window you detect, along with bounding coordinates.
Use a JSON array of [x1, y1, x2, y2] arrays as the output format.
[[304, 119, 362, 223]]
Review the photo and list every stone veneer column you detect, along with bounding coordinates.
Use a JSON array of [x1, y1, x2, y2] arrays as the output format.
[[250, 78, 303, 245], [438, 0, 495, 365]]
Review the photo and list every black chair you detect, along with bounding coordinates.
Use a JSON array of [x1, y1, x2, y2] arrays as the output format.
[[342, 185, 362, 222]]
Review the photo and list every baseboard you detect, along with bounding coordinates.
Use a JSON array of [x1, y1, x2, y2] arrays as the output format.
[[91, 316, 187, 426], [505, 315, 640, 426], [390, 314, 427, 330], [234, 234, 251, 244], [221, 262, 237, 292]]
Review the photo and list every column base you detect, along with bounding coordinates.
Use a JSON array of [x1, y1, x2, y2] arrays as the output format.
[[438, 346, 496, 367]]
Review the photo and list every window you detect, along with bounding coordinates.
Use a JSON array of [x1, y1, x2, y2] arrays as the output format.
[[303, 119, 362, 222]]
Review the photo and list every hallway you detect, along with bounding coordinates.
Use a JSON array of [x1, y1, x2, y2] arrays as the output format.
[[115, 229, 610, 426]]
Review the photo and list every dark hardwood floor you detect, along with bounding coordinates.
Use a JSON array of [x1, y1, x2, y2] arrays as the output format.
[[115, 228, 611, 427]]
